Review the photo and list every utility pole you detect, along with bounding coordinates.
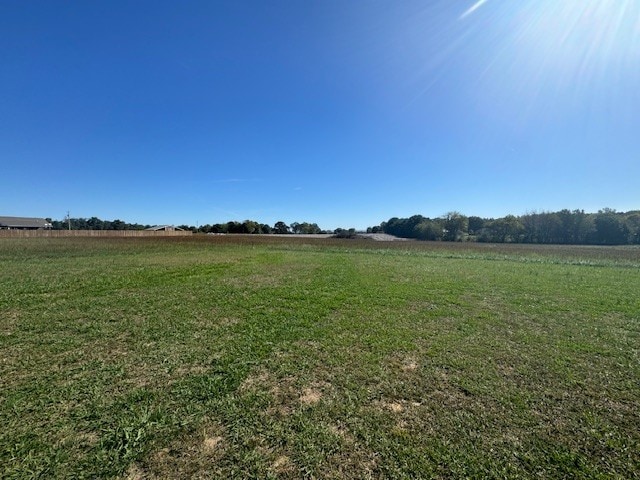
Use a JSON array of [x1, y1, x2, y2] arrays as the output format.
[[67, 211, 71, 231]]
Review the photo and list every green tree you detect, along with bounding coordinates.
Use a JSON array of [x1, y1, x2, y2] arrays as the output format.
[[489, 215, 524, 243], [111, 219, 126, 230], [414, 220, 442, 241], [226, 221, 244, 233], [624, 212, 640, 244], [334, 228, 357, 238], [442, 212, 468, 241], [242, 220, 260, 234], [592, 210, 628, 245], [468, 216, 485, 235], [297, 222, 321, 234], [260, 224, 273, 234], [273, 221, 290, 234], [537, 213, 563, 244]]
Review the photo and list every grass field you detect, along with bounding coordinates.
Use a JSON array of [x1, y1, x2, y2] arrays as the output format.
[[1, 236, 639, 479]]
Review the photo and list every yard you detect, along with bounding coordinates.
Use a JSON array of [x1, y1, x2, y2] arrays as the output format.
[[1, 236, 638, 478]]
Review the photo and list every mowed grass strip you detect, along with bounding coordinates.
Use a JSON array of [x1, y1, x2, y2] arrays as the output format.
[[0, 237, 638, 479]]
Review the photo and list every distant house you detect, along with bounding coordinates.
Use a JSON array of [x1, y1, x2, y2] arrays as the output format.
[[0, 216, 52, 230], [145, 225, 184, 232]]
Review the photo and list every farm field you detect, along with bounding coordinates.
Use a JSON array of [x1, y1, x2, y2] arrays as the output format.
[[1, 236, 639, 479]]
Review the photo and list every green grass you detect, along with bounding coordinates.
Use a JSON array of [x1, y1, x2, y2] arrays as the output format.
[[1, 236, 639, 479]]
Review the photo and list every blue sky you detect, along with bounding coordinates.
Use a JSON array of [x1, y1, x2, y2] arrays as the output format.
[[2, 0, 639, 230]]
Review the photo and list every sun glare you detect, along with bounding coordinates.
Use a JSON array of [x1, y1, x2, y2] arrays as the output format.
[[454, 0, 640, 125], [460, 0, 489, 20]]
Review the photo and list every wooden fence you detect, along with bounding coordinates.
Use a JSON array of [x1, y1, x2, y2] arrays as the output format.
[[0, 230, 193, 238]]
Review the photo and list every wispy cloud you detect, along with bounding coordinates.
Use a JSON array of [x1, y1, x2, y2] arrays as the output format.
[[460, 0, 489, 19]]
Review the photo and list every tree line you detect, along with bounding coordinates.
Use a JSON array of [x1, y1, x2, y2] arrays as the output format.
[[190, 221, 325, 235], [49, 208, 640, 245], [371, 209, 640, 245], [48, 217, 330, 235], [48, 217, 148, 231]]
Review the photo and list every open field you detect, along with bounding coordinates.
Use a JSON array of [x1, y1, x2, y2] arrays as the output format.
[[1, 236, 639, 479]]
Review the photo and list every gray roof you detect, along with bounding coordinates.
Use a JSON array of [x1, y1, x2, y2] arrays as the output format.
[[145, 225, 184, 231], [0, 216, 52, 228]]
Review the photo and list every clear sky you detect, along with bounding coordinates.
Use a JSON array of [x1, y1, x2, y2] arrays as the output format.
[[2, 0, 639, 230]]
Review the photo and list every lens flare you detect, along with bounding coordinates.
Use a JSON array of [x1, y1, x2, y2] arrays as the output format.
[[452, 0, 640, 127], [460, 0, 489, 20]]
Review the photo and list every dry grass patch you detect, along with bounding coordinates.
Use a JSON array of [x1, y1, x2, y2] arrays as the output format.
[[201, 435, 223, 454], [401, 360, 419, 372], [271, 454, 294, 475], [124, 422, 228, 479], [124, 463, 146, 480], [238, 369, 271, 393], [299, 387, 322, 406], [1, 309, 20, 334]]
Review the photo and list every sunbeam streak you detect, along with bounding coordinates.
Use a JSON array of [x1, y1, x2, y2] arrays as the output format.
[[460, 0, 489, 19]]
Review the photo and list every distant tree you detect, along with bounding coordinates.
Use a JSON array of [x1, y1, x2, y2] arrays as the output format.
[[294, 222, 321, 234], [573, 210, 594, 244], [69, 217, 87, 229], [624, 213, 640, 244], [308, 223, 322, 234], [226, 221, 245, 233], [209, 223, 228, 233], [334, 228, 357, 239], [442, 212, 468, 241], [260, 223, 273, 234], [87, 217, 104, 230], [273, 221, 290, 234], [592, 210, 628, 245], [111, 219, 126, 230], [382, 217, 401, 236], [537, 212, 563, 244], [488, 215, 524, 243], [242, 220, 260, 234], [383, 215, 426, 239], [414, 219, 442, 241], [49, 216, 152, 231], [467, 216, 485, 235], [553, 209, 592, 244]]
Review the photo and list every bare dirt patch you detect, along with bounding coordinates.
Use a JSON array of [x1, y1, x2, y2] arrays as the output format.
[[357, 233, 409, 242]]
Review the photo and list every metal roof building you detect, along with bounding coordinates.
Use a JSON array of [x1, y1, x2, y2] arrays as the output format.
[[145, 225, 184, 231], [0, 216, 52, 230]]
